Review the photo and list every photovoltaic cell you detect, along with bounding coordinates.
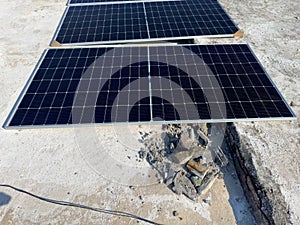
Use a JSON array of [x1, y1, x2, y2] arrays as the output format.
[[3, 44, 295, 129], [52, 0, 239, 45]]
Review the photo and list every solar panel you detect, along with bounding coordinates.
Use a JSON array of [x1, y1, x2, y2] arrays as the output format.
[[51, 0, 240, 45], [3, 44, 295, 129], [145, 0, 238, 39], [67, 0, 163, 5]]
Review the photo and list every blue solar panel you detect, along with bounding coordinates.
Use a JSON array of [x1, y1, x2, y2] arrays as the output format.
[[51, 0, 240, 45], [145, 0, 238, 39], [68, 0, 147, 4], [3, 44, 295, 129]]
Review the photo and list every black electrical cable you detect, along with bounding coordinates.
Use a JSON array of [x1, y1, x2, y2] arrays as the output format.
[[0, 184, 163, 225]]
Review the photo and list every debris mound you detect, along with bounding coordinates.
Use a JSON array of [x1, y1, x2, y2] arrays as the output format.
[[139, 124, 228, 201]]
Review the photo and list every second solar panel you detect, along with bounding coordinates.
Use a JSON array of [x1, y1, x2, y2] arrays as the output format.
[[51, 0, 240, 45]]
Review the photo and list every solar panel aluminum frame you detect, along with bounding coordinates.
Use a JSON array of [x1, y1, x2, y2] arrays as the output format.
[[50, 2, 242, 46], [3, 44, 296, 130]]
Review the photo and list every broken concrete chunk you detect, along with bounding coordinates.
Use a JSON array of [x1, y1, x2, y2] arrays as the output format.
[[186, 159, 209, 179], [197, 130, 209, 147], [172, 170, 197, 200], [211, 146, 229, 167], [197, 123, 208, 136], [190, 176, 202, 187], [201, 150, 214, 164], [168, 146, 195, 164], [196, 170, 219, 195], [164, 164, 182, 185], [178, 128, 197, 149]]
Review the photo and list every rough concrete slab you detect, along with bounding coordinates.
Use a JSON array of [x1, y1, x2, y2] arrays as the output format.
[[1, 0, 298, 224]]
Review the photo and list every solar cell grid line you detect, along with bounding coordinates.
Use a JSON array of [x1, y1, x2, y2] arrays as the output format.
[[3, 44, 296, 129], [145, 0, 239, 40], [51, 3, 149, 45]]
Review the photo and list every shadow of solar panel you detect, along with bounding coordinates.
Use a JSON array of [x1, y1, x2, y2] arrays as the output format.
[[3, 44, 295, 129], [52, 0, 240, 45]]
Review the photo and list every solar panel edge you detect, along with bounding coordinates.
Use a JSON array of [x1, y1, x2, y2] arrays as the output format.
[[3, 116, 297, 130], [245, 43, 297, 118], [49, 6, 70, 47], [54, 35, 238, 46], [2, 49, 50, 129]]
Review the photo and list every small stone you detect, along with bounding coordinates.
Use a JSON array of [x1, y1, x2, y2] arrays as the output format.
[[202, 198, 210, 204], [173, 210, 179, 216], [169, 142, 175, 150], [290, 101, 295, 107], [138, 150, 147, 160], [218, 172, 224, 179]]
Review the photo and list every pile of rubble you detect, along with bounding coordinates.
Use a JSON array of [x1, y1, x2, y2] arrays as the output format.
[[139, 124, 228, 201]]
